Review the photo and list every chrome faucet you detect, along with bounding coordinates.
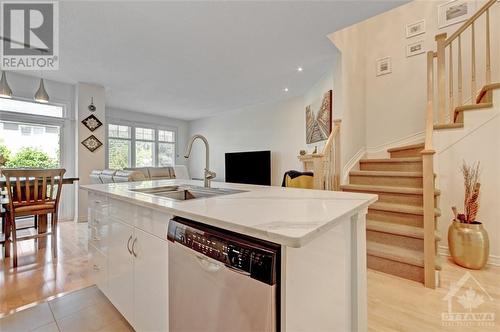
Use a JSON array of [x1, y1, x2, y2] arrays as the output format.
[[184, 134, 216, 188]]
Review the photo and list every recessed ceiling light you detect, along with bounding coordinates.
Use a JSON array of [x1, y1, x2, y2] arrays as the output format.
[[283, 88, 289, 92], [297, 67, 303, 72]]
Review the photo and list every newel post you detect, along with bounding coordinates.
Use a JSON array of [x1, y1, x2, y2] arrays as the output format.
[[435, 33, 447, 124]]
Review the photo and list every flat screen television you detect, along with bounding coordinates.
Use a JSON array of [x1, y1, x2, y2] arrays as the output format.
[[225, 150, 271, 186]]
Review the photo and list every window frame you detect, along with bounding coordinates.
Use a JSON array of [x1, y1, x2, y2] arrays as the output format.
[[107, 124, 133, 169], [105, 119, 178, 169], [0, 97, 67, 167]]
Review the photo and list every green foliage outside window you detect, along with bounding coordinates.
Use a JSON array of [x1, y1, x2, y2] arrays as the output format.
[[0, 146, 58, 168]]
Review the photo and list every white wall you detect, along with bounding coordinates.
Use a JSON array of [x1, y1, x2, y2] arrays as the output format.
[[188, 69, 336, 186], [106, 107, 190, 166], [328, 0, 500, 157]]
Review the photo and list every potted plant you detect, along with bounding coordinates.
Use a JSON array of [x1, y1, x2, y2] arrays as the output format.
[[448, 161, 489, 269]]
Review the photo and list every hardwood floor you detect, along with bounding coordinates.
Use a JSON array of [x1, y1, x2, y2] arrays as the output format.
[[1, 221, 499, 331], [368, 259, 500, 331]]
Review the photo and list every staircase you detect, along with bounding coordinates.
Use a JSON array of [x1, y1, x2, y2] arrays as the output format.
[[341, 143, 441, 283]]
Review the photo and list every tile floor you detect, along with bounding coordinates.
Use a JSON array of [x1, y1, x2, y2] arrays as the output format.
[[0, 286, 134, 332], [1, 221, 94, 314]]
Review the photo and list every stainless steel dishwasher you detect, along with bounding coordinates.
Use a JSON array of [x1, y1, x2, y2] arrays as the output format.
[[167, 217, 280, 332]]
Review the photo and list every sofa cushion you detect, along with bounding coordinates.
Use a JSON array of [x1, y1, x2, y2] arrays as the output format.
[[90, 170, 103, 184], [100, 169, 117, 183], [148, 166, 175, 179], [125, 167, 151, 179], [173, 165, 190, 180], [113, 170, 146, 182]]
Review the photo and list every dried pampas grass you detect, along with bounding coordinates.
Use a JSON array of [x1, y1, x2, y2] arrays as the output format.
[[459, 161, 481, 223]]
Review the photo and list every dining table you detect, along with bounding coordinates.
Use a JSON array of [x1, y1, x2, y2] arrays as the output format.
[[0, 176, 79, 252]]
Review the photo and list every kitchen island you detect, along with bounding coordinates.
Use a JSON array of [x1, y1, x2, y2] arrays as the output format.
[[81, 179, 377, 332]]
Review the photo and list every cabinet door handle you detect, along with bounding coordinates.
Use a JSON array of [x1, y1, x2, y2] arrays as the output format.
[[93, 264, 100, 271], [127, 235, 133, 254], [131, 238, 138, 258]]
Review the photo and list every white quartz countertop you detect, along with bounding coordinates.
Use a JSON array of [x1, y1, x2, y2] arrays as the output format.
[[80, 179, 377, 247]]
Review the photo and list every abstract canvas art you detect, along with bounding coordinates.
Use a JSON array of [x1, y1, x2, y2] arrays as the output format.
[[306, 90, 332, 144]]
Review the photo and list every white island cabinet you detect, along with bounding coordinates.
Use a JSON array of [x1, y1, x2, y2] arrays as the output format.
[[82, 180, 377, 332]]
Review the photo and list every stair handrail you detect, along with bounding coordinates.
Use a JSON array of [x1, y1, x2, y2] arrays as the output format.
[[322, 120, 341, 190], [434, 0, 497, 125]]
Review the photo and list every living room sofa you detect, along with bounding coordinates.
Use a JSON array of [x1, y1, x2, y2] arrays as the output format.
[[90, 165, 190, 184]]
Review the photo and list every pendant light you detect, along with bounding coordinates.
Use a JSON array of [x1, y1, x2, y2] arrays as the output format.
[[0, 71, 13, 98], [34, 78, 49, 103]]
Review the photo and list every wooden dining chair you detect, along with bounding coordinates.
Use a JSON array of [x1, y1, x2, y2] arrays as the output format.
[[2, 168, 66, 268]]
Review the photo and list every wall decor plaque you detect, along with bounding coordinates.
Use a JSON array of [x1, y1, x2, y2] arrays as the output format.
[[81, 114, 103, 132], [81, 135, 103, 152]]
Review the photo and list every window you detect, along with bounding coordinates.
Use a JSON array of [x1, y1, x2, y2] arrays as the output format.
[[0, 98, 64, 168], [106, 124, 176, 169], [158, 129, 175, 167], [108, 124, 132, 169], [0, 98, 63, 118]]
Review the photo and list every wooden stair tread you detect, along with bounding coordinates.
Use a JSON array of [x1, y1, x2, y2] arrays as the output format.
[[433, 123, 464, 130], [387, 143, 424, 153], [341, 184, 440, 196], [350, 170, 423, 177], [367, 219, 441, 241], [367, 241, 424, 267], [369, 201, 441, 216], [359, 157, 422, 163]]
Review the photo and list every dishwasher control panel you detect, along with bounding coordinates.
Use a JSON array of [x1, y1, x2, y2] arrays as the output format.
[[168, 217, 279, 285]]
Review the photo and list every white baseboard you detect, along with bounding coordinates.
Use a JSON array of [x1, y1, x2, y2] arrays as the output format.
[[366, 131, 424, 159], [341, 147, 366, 185], [438, 245, 500, 267]]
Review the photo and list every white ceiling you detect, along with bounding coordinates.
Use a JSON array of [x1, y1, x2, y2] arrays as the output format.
[[41, 0, 407, 120]]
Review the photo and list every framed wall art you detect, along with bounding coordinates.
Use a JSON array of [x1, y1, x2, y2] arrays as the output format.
[[438, 0, 476, 29], [406, 19, 425, 38], [376, 57, 392, 76], [305, 90, 332, 144], [406, 40, 425, 57]]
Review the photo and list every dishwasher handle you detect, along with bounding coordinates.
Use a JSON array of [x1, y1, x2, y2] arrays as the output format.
[[195, 254, 223, 273]]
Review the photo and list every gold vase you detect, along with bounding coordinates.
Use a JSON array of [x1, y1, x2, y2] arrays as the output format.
[[448, 220, 489, 269]]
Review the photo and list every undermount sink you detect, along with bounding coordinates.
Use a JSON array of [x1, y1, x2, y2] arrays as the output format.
[[130, 185, 246, 201]]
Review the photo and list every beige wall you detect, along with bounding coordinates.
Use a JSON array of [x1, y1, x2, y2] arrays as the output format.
[[329, 0, 500, 155]]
